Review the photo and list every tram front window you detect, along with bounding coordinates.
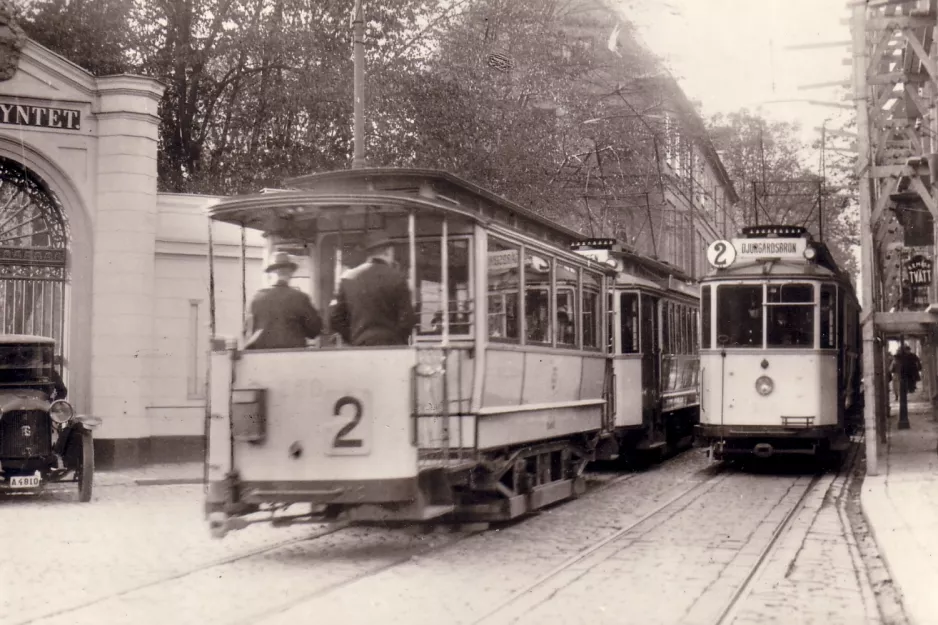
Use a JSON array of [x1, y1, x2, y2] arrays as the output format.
[[715, 285, 763, 347], [767, 283, 814, 348]]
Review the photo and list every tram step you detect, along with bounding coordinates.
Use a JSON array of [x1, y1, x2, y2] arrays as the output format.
[[418, 504, 456, 520], [636, 441, 667, 451]]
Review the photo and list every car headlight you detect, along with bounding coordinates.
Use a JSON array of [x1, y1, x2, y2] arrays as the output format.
[[755, 376, 774, 396], [50, 400, 74, 424]]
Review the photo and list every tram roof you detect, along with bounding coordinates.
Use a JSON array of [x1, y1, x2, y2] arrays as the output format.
[[208, 168, 587, 249]]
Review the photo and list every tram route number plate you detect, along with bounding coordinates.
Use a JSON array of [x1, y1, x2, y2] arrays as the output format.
[[7, 472, 42, 489], [326, 392, 373, 456], [706, 240, 737, 269]]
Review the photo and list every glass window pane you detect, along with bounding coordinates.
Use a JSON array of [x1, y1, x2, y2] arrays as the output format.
[[583, 273, 601, 348], [716, 285, 763, 347], [556, 262, 578, 346], [487, 238, 519, 341], [620, 292, 639, 354], [820, 285, 836, 348], [701, 285, 711, 349], [662, 302, 671, 353], [766, 283, 815, 348], [525, 251, 552, 344]]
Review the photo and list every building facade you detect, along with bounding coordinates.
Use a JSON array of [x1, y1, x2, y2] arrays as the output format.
[[0, 40, 265, 467]]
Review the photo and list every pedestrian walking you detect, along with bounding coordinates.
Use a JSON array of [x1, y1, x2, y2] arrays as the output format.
[[245, 251, 322, 349], [329, 233, 416, 346]]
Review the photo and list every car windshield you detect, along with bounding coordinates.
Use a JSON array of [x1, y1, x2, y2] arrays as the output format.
[[0, 343, 55, 385]]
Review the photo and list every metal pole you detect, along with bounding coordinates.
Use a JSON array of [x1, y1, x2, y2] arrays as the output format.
[[240, 225, 247, 330], [852, 3, 880, 475], [352, 0, 366, 169]]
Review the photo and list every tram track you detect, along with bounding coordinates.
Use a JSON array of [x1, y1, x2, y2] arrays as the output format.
[[711, 440, 863, 625], [471, 464, 729, 625], [471, 444, 863, 625], [13, 458, 651, 625]]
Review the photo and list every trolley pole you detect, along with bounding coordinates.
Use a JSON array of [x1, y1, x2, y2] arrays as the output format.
[[352, 0, 366, 169], [852, 3, 880, 475]]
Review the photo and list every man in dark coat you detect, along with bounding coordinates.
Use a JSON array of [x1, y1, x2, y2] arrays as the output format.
[[329, 234, 416, 346], [245, 251, 322, 349]]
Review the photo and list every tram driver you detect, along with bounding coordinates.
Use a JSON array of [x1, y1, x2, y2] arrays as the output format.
[[329, 233, 417, 346], [244, 251, 323, 350]]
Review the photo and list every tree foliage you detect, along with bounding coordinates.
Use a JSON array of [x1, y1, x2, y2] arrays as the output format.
[[708, 110, 859, 278]]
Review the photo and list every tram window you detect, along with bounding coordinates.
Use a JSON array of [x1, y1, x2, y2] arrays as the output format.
[[556, 262, 579, 347], [692, 309, 699, 351], [716, 285, 763, 347], [620, 292, 639, 353], [821, 284, 836, 348], [701, 285, 711, 349], [398, 238, 472, 336], [525, 251, 552, 344], [662, 302, 671, 353], [679, 305, 687, 354], [487, 238, 520, 341], [766, 283, 815, 348], [583, 270, 602, 348]]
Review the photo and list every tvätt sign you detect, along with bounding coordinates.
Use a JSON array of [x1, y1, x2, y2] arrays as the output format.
[[0, 103, 81, 130], [731, 238, 806, 259]]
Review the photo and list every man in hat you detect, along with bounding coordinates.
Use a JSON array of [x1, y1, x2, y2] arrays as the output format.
[[245, 251, 322, 350], [329, 233, 416, 346]]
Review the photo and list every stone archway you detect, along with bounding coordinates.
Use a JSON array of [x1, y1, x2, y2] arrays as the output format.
[[0, 156, 69, 359]]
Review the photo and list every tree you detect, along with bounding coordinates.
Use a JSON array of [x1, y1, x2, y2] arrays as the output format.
[[20, 0, 133, 76], [708, 110, 859, 278]]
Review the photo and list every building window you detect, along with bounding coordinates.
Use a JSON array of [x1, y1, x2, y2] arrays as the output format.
[[188, 299, 204, 399]]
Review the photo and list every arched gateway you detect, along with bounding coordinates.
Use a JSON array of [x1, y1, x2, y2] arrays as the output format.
[[0, 156, 68, 360]]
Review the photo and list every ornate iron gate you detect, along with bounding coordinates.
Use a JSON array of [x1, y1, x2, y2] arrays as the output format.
[[0, 157, 69, 359]]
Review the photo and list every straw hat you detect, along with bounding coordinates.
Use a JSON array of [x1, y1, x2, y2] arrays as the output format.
[[265, 251, 298, 273]]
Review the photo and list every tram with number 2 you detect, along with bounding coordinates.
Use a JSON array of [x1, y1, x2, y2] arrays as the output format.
[[695, 225, 862, 462], [572, 239, 700, 461], [203, 168, 709, 537]]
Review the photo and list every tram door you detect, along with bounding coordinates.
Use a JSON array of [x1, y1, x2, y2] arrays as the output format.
[[640, 294, 660, 414]]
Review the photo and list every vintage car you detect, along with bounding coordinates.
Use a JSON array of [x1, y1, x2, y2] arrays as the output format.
[[0, 334, 100, 501]]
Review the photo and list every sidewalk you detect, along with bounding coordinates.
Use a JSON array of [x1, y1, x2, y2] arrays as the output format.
[[96, 461, 204, 487], [862, 394, 938, 625]]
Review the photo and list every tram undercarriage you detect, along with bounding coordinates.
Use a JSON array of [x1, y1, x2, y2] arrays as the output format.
[[206, 435, 598, 536], [697, 424, 849, 461]]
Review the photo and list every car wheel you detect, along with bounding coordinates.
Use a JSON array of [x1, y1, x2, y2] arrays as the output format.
[[77, 429, 94, 503]]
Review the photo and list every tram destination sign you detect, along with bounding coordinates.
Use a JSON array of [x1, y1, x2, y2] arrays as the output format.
[[0, 103, 81, 131], [731, 238, 807, 259]]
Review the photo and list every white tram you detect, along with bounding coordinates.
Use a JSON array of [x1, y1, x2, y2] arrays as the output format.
[[572, 239, 701, 459], [696, 225, 862, 461], [204, 169, 619, 537]]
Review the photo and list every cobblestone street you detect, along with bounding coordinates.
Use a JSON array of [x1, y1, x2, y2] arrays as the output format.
[[1, 446, 895, 625]]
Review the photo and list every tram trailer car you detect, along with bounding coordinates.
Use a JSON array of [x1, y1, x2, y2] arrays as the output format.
[[572, 239, 701, 460], [204, 169, 623, 538], [696, 226, 862, 461]]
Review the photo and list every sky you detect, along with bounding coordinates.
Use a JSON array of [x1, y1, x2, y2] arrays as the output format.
[[621, 0, 854, 144]]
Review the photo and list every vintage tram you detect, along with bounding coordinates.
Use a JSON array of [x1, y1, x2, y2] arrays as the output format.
[[572, 239, 700, 461], [204, 168, 622, 537], [695, 225, 862, 461]]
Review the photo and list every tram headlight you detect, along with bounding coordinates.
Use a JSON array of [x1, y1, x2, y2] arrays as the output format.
[[803, 246, 817, 260], [49, 400, 74, 424], [755, 376, 775, 396]]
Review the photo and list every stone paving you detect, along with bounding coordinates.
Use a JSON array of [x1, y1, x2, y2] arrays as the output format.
[[2, 448, 897, 625]]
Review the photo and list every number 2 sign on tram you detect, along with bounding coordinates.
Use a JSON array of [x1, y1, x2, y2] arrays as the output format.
[[706, 239, 737, 269]]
